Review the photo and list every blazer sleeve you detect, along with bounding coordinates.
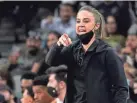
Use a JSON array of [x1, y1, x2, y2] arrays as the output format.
[[105, 49, 129, 103], [45, 44, 73, 66]]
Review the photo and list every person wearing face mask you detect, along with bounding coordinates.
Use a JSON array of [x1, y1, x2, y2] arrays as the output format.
[[46, 65, 67, 103], [18, 34, 46, 72], [45, 6, 128, 103]]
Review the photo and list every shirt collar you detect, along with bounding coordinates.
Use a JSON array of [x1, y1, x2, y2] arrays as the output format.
[[77, 39, 99, 52]]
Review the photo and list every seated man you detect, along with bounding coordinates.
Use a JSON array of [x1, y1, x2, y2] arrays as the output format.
[[46, 65, 67, 103], [20, 72, 37, 93], [33, 75, 57, 103], [18, 34, 46, 72]]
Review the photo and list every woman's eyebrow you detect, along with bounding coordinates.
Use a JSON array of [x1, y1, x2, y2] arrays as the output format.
[[83, 18, 90, 21], [76, 18, 80, 20]]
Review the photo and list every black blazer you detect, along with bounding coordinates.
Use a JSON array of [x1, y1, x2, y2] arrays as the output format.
[[46, 39, 129, 103]]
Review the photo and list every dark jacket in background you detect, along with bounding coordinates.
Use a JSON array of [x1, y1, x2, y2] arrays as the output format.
[[46, 39, 129, 103]]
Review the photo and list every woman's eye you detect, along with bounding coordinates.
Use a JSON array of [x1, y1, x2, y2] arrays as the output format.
[[76, 20, 80, 23], [83, 20, 89, 23]]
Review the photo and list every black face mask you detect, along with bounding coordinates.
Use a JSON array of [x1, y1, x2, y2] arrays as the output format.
[[77, 30, 94, 45], [47, 87, 58, 98], [29, 47, 39, 56]]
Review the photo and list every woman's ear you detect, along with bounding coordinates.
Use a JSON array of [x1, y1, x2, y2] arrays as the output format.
[[94, 23, 100, 30]]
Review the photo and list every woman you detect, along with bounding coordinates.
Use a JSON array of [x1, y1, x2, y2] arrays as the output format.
[[104, 14, 125, 52], [46, 6, 128, 103], [21, 86, 35, 103], [46, 31, 61, 50]]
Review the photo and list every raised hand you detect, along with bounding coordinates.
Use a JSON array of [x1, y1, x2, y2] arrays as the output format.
[[57, 34, 72, 47]]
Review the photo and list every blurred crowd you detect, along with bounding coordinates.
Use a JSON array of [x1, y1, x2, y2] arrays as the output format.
[[0, 1, 137, 103]]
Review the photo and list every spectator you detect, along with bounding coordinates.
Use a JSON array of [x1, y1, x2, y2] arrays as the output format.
[[120, 35, 137, 84], [0, 84, 16, 103], [20, 72, 37, 93], [21, 86, 35, 103], [122, 34, 137, 56], [53, 3, 76, 40], [122, 25, 137, 103], [46, 31, 61, 50], [33, 75, 57, 103], [32, 31, 61, 73], [40, 10, 54, 31], [31, 31, 61, 75], [46, 65, 67, 103], [18, 34, 46, 71], [121, 25, 137, 68], [0, 69, 14, 90], [104, 15, 125, 52], [124, 63, 137, 86], [105, 15, 118, 35]]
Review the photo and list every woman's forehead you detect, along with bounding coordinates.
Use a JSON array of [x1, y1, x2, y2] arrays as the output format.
[[77, 10, 94, 19]]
